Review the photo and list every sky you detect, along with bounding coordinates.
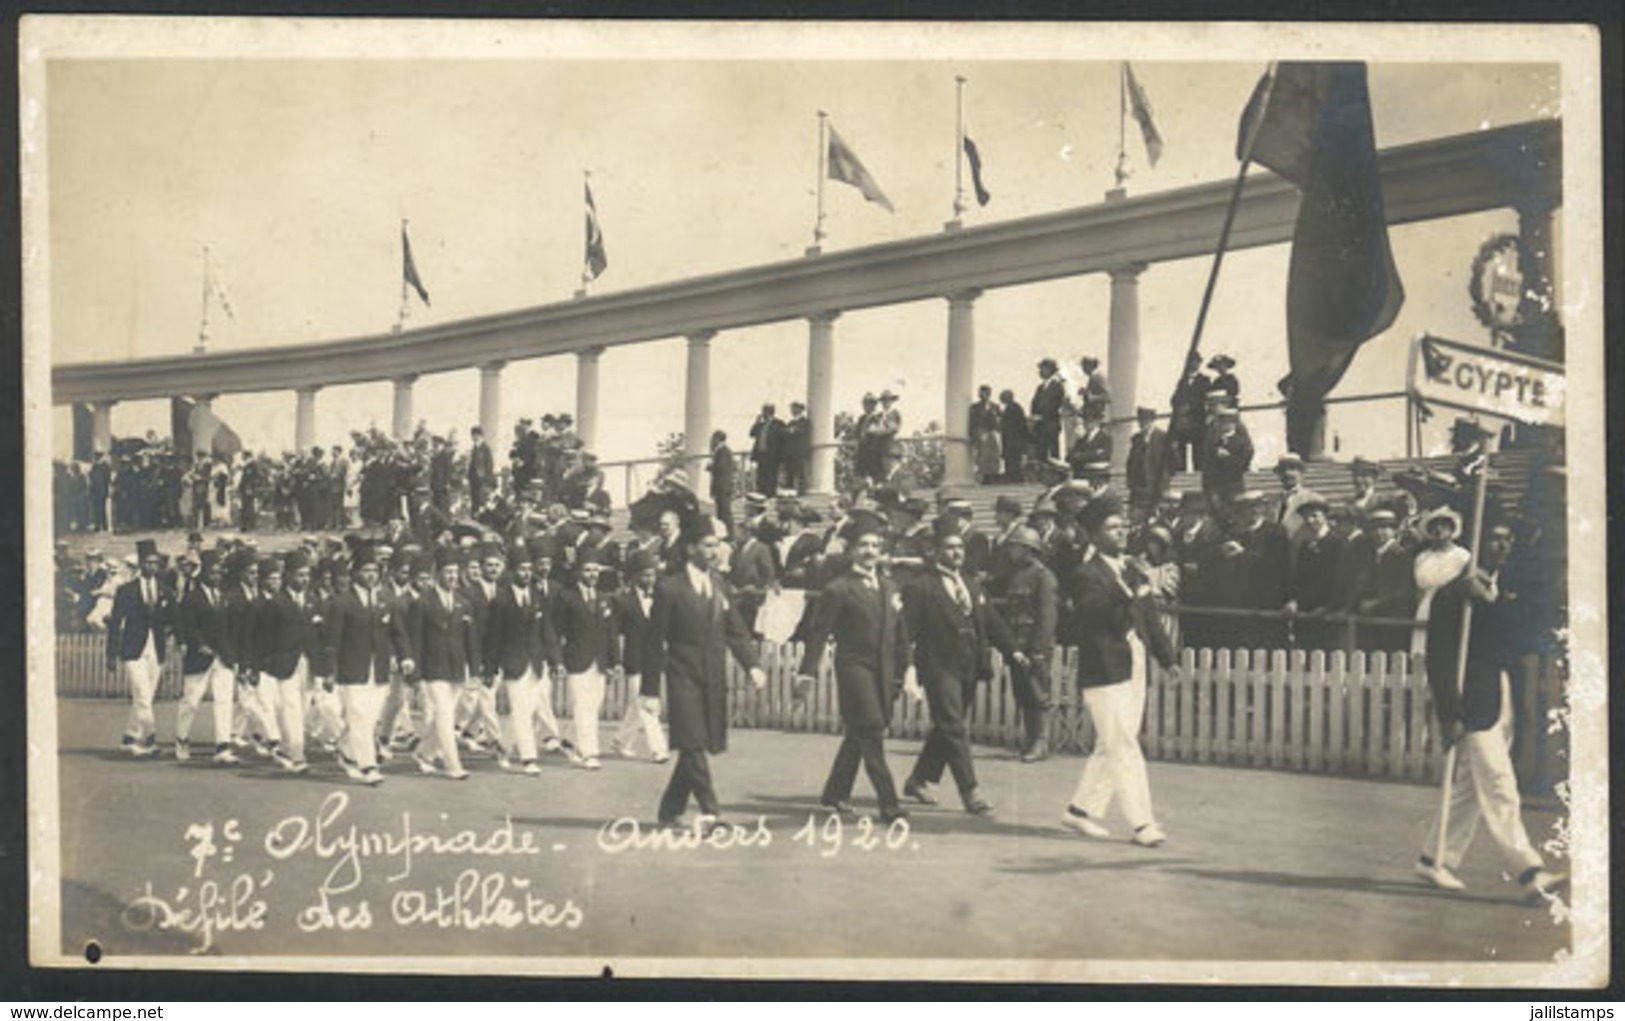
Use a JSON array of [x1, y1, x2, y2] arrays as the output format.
[[40, 32, 1563, 478]]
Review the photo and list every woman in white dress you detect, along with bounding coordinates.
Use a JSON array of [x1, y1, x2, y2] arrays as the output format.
[[210, 460, 232, 528], [1409, 506, 1471, 656]]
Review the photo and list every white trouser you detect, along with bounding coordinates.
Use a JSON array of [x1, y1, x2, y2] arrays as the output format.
[[533, 670, 564, 745], [234, 672, 282, 744], [122, 649, 161, 743], [1071, 634, 1156, 830], [417, 680, 464, 773], [376, 673, 416, 744], [339, 681, 388, 771], [458, 680, 503, 741], [270, 657, 309, 763], [567, 668, 606, 760], [614, 676, 669, 759], [498, 670, 542, 763], [177, 657, 234, 747], [1422, 673, 1545, 875], [307, 677, 346, 746]]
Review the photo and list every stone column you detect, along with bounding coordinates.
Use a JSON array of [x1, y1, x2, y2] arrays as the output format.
[[684, 330, 715, 480], [294, 387, 320, 452], [942, 289, 982, 486], [391, 374, 417, 441], [1106, 263, 1146, 473], [576, 347, 603, 453], [90, 401, 115, 455], [805, 311, 840, 493], [478, 361, 505, 442]]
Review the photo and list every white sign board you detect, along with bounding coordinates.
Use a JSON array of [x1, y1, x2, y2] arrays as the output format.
[[1410, 333, 1566, 427]]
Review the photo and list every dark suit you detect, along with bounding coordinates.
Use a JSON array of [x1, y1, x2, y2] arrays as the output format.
[[1068, 426, 1113, 476], [1426, 571, 1522, 733], [327, 585, 411, 686], [646, 569, 759, 821], [999, 401, 1028, 481], [1127, 426, 1172, 512], [177, 585, 228, 676], [800, 569, 910, 812], [902, 569, 1015, 799], [1202, 426, 1254, 503], [468, 441, 495, 512], [728, 538, 777, 632], [1069, 555, 1177, 687], [748, 415, 783, 495], [106, 577, 173, 667], [988, 559, 1058, 751], [708, 444, 736, 530], [483, 583, 559, 681], [780, 415, 810, 494], [1355, 538, 1417, 652], [610, 587, 657, 696], [406, 587, 479, 683], [253, 589, 323, 682], [1290, 529, 1348, 650], [551, 584, 617, 674], [1030, 376, 1066, 462]]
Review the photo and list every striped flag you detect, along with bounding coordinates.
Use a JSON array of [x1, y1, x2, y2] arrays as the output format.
[[402, 223, 430, 306], [1124, 62, 1164, 166], [962, 135, 991, 206], [584, 180, 607, 281], [827, 124, 895, 213]]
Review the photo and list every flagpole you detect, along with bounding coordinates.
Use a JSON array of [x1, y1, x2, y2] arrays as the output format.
[[195, 245, 212, 354], [1432, 431, 1497, 870], [1115, 63, 1129, 189], [811, 111, 828, 253], [395, 218, 410, 335], [579, 169, 593, 298], [1172, 62, 1277, 399], [952, 76, 967, 225]]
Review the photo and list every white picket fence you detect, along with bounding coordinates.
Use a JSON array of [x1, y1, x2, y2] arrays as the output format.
[[56, 633, 1450, 783]]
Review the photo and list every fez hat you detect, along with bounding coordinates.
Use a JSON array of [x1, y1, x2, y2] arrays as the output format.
[[931, 514, 963, 541], [624, 549, 659, 575], [258, 556, 283, 579], [198, 549, 221, 572], [530, 534, 562, 561], [433, 546, 462, 570], [283, 549, 312, 573], [681, 514, 724, 544], [478, 541, 505, 562], [507, 545, 531, 570], [135, 539, 159, 560], [352, 544, 380, 570], [412, 552, 436, 576]]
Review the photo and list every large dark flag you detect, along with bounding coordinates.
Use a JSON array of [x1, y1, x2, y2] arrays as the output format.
[[1238, 62, 1405, 451], [402, 223, 431, 306], [584, 180, 608, 281], [827, 125, 895, 213], [962, 135, 991, 206], [1124, 62, 1164, 166]]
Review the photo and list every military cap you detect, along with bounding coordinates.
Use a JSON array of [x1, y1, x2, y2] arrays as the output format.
[[1005, 526, 1045, 552]]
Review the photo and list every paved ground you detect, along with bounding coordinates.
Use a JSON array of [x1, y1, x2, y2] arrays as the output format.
[[49, 701, 1569, 969]]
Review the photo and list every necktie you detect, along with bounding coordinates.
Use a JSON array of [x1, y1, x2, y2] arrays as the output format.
[[144, 580, 153, 607], [947, 573, 969, 614]]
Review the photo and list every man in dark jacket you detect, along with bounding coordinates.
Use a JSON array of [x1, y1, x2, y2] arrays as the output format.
[[550, 548, 619, 769], [646, 516, 765, 830], [609, 550, 669, 764], [467, 426, 495, 515], [781, 402, 811, 496], [252, 552, 324, 773], [327, 545, 413, 783], [105, 538, 172, 757], [483, 544, 559, 775], [1201, 407, 1253, 508], [900, 518, 1018, 816], [707, 430, 737, 535], [407, 546, 480, 779], [987, 527, 1058, 763], [1350, 508, 1417, 652], [88, 453, 111, 532], [1285, 499, 1347, 651], [998, 389, 1028, 482], [1030, 358, 1067, 465], [1126, 406, 1172, 521], [1414, 522, 1566, 901], [748, 403, 783, 497], [798, 509, 911, 822], [1060, 500, 1179, 847], [223, 549, 284, 759], [174, 549, 238, 764]]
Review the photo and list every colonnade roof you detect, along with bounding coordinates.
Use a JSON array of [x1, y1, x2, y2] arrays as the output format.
[[52, 119, 1560, 406]]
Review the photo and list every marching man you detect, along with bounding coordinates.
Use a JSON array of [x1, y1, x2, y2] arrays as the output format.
[[483, 542, 560, 776], [1414, 519, 1566, 902], [173, 549, 238, 764], [610, 549, 670, 764], [407, 547, 480, 780], [327, 545, 412, 785], [105, 539, 172, 757], [645, 515, 766, 832], [251, 552, 323, 774]]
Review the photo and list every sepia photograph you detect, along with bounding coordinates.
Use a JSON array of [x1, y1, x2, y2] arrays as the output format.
[[19, 16, 1610, 986]]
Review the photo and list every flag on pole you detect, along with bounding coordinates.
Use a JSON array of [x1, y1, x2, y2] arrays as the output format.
[[826, 124, 895, 213], [962, 135, 991, 206], [402, 223, 431, 306], [1236, 61, 1405, 453], [1124, 62, 1164, 166], [584, 180, 608, 281], [205, 255, 237, 322]]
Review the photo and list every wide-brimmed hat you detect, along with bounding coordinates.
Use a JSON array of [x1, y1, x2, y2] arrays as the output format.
[[1207, 354, 1236, 371], [1421, 505, 1464, 534], [1006, 526, 1045, 552]]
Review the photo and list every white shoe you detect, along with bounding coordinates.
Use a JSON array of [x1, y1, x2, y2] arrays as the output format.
[[413, 753, 440, 776], [522, 760, 542, 777], [173, 740, 191, 762], [212, 747, 240, 765], [652, 752, 671, 765], [361, 768, 385, 786], [339, 755, 365, 781], [445, 767, 470, 781], [1415, 858, 1467, 891], [1060, 807, 1111, 839], [541, 737, 563, 754], [497, 754, 516, 773], [582, 757, 602, 771], [1131, 823, 1168, 848], [1522, 868, 1568, 902]]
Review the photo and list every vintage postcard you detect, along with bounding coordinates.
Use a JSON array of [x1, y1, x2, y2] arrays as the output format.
[[20, 17, 1608, 985]]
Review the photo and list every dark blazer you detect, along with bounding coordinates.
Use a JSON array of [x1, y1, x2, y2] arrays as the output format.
[[1068, 427, 1113, 473], [611, 586, 658, 695], [800, 571, 911, 731], [177, 584, 229, 676], [1290, 530, 1348, 612], [462, 579, 499, 671], [708, 443, 736, 501], [999, 402, 1028, 450], [407, 587, 480, 683], [468, 441, 495, 488], [1127, 426, 1172, 500], [1069, 554, 1177, 687], [222, 584, 259, 672], [748, 416, 783, 462], [327, 585, 411, 686], [645, 570, 758, 754], [781, 416, 811, 463], [253, 589, 324, 682], [106, 577, 173, 666], [483, 583, 560, 681], [1202, 427, 1254, 494], [779, 532, 826, 590], [1030, 375, 1066, 424], [551, 583, 618, 674], [1426, 569, 1522, 733], [902, 569, 1014, 686]]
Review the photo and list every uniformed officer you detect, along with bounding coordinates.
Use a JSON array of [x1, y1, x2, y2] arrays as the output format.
[[988, 526, 1058, 762]]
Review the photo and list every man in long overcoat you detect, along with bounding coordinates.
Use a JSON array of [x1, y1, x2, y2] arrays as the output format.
[[644, 515, 765, 830]]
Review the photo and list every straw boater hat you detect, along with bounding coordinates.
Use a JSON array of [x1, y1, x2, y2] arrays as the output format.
[[1421, 505, 1464, 534], [1208, 354, 1236, 371]]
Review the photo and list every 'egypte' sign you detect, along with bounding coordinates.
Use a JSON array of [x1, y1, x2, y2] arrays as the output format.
[[1409, 333, 1566, 427]]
